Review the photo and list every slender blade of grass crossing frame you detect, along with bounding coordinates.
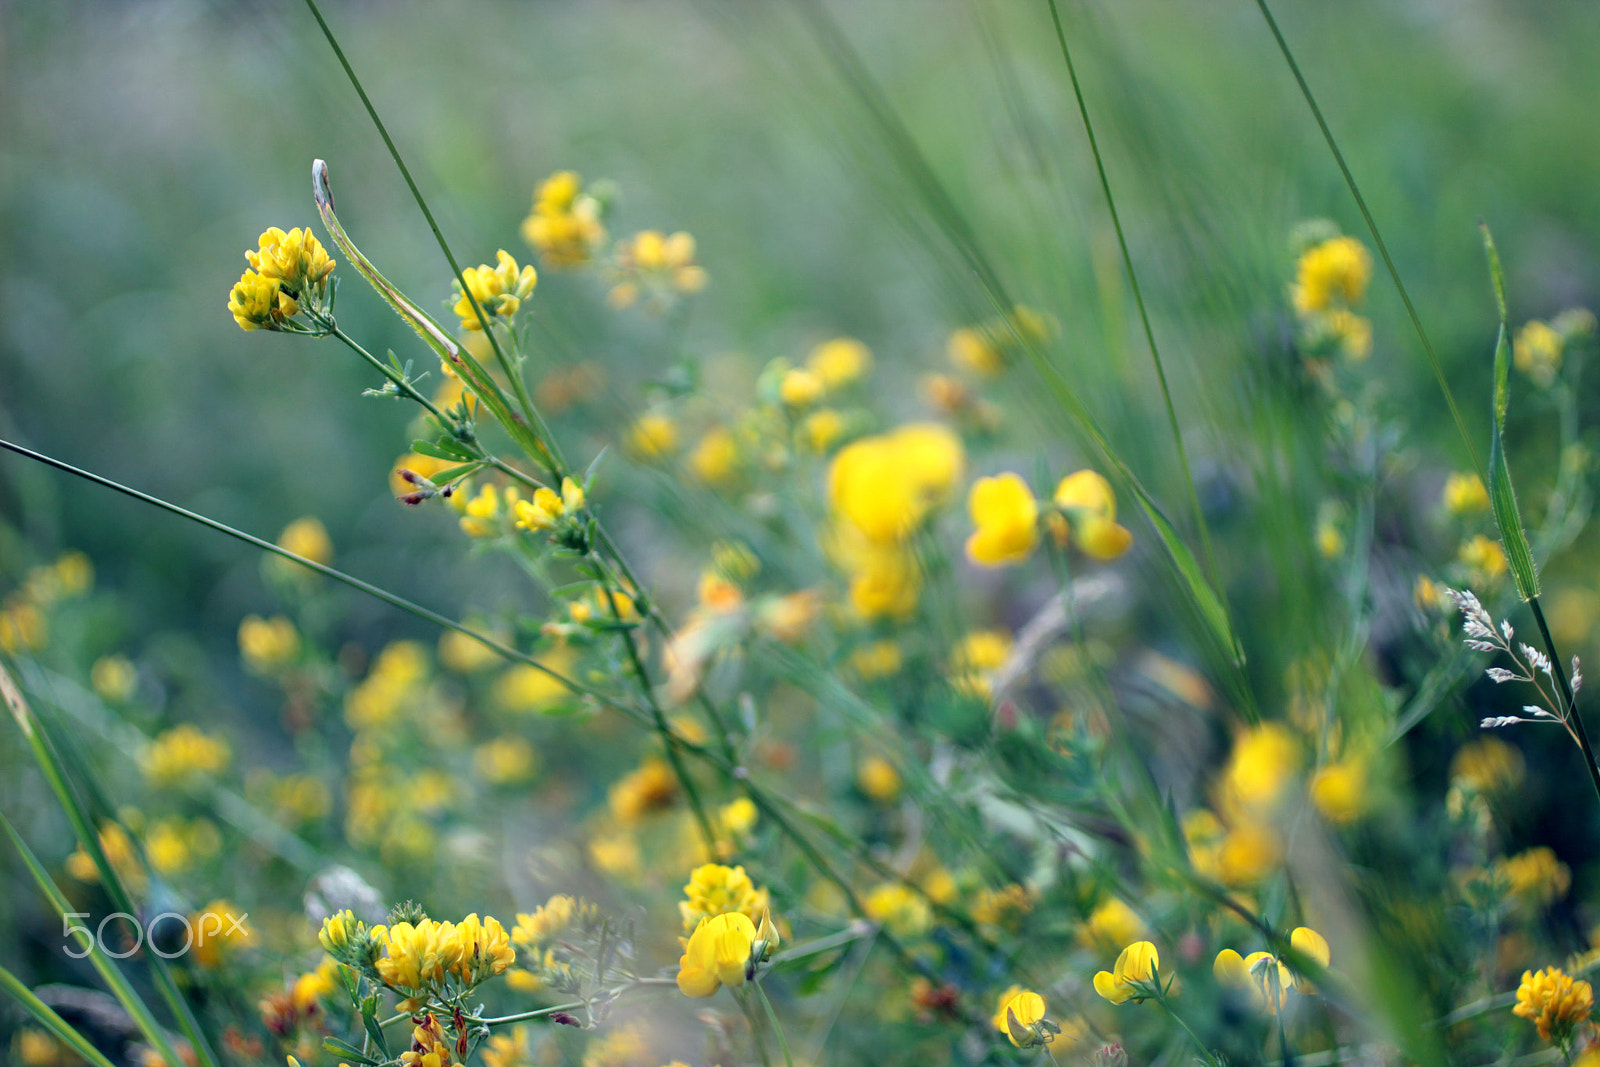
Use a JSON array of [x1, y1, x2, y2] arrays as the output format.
[[1480, 224, 1540, 601], [0, 661, 221, 1067], [0, 811, 190, 1067], [0, 963, 121, 1067]]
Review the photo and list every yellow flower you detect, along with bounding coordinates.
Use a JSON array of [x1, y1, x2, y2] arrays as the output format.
[[971, 884, 1034, 929], [1458, 534, 1507, 582], [481, 1025, 532, 1067], [992, 987, 1047, 1047], [807, 337, 872, 388], [238, 614, 300, 673], [1451, 737, 1525, 794], [1051, 470, 1132, 560], [228, 269, 296, 331], [494, 648, 574, 713], [780, 367, 825, 408], [143, 724, 231, 786], [610, 756, 679, 825], [1080, 898, 1144, 950], [189, 900, 251, 968], [863, 883, 931, 938], [1093, 941, 1160, 1004], [857, 755, 901, 803], [677, 912, 757, 997], [247, 226, 335, 296], [628, 412, 679, 459], [799, 408, 846, 453], [1217, 822, 1282, 885], [948, 326, 1003, 377], [1514, 319, 1564, 388], [851, 640, 902, 679], [90, 655, 137, 701], [1443, 472, 1490, 514], [345, 640, 429, 728], [1222, 723, 1300, 814], [474, 735, 539, 785], [1291, 235, 1372, 316], [514, 478, 584, 532], [843, 544, 921, 620], [454, 250, 537, 330], [1309, 759, 1368, 824], [611, 230, 707, 309], [828, 423, 964, 544], [1514, 966, 1593, 1043], [951, 629, 1012, 698], [439, 627, 502, 673], [680, 863, 770, 930], [690, 427, 740, 484], [965, 473, 1039, 567], [1497, 847, 1571, 907], [522, 171, 606, 267]]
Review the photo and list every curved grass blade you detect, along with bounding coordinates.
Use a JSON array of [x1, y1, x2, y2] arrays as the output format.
[[0, 964, 121, 1067], [0, 811, 189, 1067], [1479, 224, 1539, 602]]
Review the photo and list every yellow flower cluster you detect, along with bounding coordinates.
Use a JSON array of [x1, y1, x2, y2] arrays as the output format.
[[513, 477, 585, 532], [1442, 471, 1490, 514], [453, 250, 537, 331], [1213, 927, 1329, 1014], [398, 1013, 464, 1067], [142, 724, 232, 787], [238, 614, 300, 673], [522, 171, 606, 267], [1290, 229, 1373, 362], [229, 226, 335, 331], [370, 913, 515, 994], [826, 423, 963, 618], [863, 882, 932, 938], [610, 755, 680, 826], [965, 468, 1131, 568], [1, 552, 92, 655], [609, 230, 707, 310], [1514, 965, 1593, 1043], [680, 863, 771, 931]]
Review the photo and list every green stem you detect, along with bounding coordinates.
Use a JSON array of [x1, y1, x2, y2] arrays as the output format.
[[736, 987, 776, 1067], [1042, 0, 1220, 594], [1152, 982, 1223, 1067], [1252, 0, 1483, 482], [755, 981, 796, 1067], [1529, 598, 1600, 808], [0, 963, 121, 1067]]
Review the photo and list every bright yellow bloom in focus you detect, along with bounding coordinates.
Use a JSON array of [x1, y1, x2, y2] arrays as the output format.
[[248, 226, 335, 295], [677, 912, 756, 997], [992, 987, 1047, 1047], [1443, 471, 1490, 514], [514, 478, 584, 532], [454, 250, 537, 331], [807, 337, 872, 388], [965, 473, 1039, 567], [1514, 966, 1593, 1043], [1093, 941, 1159, 1004], [681, 863, 770, 930], [238, 614, 300, 673], [1052, 470, 1132, 560], [1291, 235, 1372, 316], [228, 269, 297, 331], [143, 724, 231, 786]]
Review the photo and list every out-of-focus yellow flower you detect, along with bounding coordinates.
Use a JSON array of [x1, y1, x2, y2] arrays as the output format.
[[143, 724, 231, 787], [681, 863, 770, 930], [807, 337, 872, 388], [1222, 724, 1300, 814], [1458, 534, 1507, 583], [1291, 235, 1371, 316], [965, 473, 1039, 567], [610, 756, 679, 825], [1443, 472, 1490, 514], [677, 912, 756, 997], [1497, 847, 1571, 908], [1051, 470, 1132, 560], [346, 641, 429, 728], [851, 640, 902, 679], [238, 614, 300, 673], [1310, 758, 1368, 824], [1325, 308, 1372, 362], [0, 599, 45, 653], [951, 629, 1012, 699], [799, 408, 846, 453], [992, 987, 1048, 1047], [829, 423, 964, 544], [1514, 966, 1593, 1043], [691, 427, 740, 484], [1218, 822, 1282, 886], [15, 1028, 77, 1067], [1515, 320, 1564, 388], [474, 735, 539, 785], [458, 483, 506, 538], [91, 655, 137, 701], [857, 755, 901, 803], [1216, 927, 1329, 1014], [1451, 737, 1525, 794], [1093, 941, 1160, 1004], [480, 1025, 532, 1067], [454, 250, 537, 331], [628, 412, 679, 460], [1080, 898, 1144, 950], [780, 367, 825, 409], [948, 326, 1002, 377], [493, 647, 574, 714], [522, 171, 606, 267], [439, 627, 502, 673], [843, 544, 920, 620], [610, 230, 706, 309], [971, 884, 1034, 929], [864, 883, 931, 938], [190, 900, 251, 967]]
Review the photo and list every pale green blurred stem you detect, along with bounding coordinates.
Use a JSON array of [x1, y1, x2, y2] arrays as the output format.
[[756, 980, 796, 1067], [735, 987, 775, 1067], [1149, 981, 1224, 1067], [0, 963, 120, 1067]]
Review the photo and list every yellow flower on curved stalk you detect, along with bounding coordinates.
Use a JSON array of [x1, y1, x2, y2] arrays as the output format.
[[453, 250, 537, 331], [992, 986, 1048, 1047], [1214, 926, 1329, 1014], [1052, 469, 1132, 561], [965, 473, 1039, 567], [1093, 941, 1159, 1004], [676, 912, 757, 997]]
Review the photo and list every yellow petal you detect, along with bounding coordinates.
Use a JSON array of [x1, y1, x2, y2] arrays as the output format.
[[1214, 948, 1248, 986], [1093, 969, 1130, 1004]]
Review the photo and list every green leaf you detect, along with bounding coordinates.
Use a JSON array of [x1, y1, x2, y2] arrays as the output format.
[[359, 999, 388, 1057], [324, 1036, 380, 1064], [1481, 224, 1540, 601], [410, 437, 475, 462]]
